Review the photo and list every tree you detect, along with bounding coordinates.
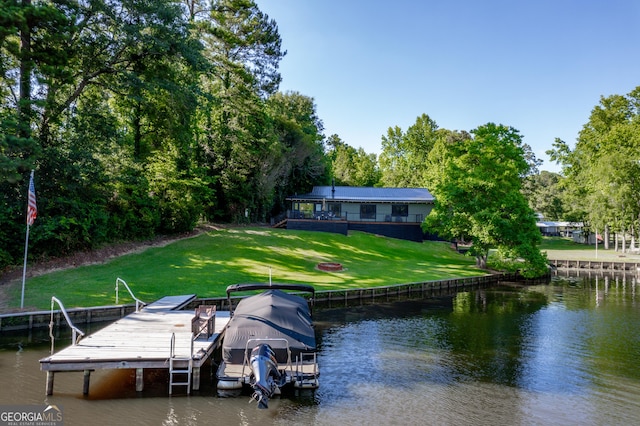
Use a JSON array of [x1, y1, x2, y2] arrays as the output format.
[[326, 134, 354, 185], [352, 147, 380, 187], [326, 135, 379, 187], [548, 86, 640, 251], [0, 0, 210, 268], [379, 113, 438, 187], [266, 91, 328, 217], [521, 171, 566, 221], [196, 0, 286, 221], [0, 1, 65, 182], [424, 124, 547, 277]]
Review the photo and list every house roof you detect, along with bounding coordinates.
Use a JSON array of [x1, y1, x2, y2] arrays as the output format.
[[287, 186, 435, 203], [536, 221, 583, 227]]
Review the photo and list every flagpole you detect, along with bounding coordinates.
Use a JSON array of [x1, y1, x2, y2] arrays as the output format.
[[21, 170, 36, 309], [21, 222, 30, 309]]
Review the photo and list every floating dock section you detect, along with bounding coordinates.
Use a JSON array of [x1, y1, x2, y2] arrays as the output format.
[[39, 294, 229, 396]]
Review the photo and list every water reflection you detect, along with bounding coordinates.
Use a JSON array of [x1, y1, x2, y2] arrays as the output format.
[[309, 275, 640, 425], [1, 273, 640, 425]]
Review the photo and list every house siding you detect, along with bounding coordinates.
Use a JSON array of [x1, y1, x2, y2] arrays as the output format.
[[286, 219, 426, 242], [348, 222, 427, 242], [286, 220, 349, 236]]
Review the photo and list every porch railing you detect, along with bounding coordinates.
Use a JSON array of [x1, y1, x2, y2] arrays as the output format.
[[286, 210, 424, 223]]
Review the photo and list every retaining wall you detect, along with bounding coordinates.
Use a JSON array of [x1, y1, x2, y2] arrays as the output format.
[[549, 259, 640, 271]]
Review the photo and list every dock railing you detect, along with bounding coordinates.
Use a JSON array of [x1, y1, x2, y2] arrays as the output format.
[[49, 296, 85, 354], [115, 277, 146, 312]]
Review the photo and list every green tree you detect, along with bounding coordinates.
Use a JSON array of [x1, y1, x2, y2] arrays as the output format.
[[196, 0, 286, 221], [379, 113, 438, 187], [0, 0, 207, 268], [424, 123, 547, 277], [521, 171, 566, 221], [329, 138, 356, 186], [266, 91, 328, 217], [352, 147, 380, 187], [0, 0, 64, 182], [326, 135, 379, 187], [548, 87, 640, 251]]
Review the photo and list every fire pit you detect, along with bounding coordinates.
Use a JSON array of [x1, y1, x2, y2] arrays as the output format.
[[317, 262, 343, 272]]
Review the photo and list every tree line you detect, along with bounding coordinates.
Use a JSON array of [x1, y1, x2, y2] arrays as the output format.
[[1, 0, 332, 268], [545, 87, 640, 252]]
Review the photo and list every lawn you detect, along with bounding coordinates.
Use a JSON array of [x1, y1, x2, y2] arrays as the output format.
[[540, 236, 640, 262], [3, 227, 483, 312]]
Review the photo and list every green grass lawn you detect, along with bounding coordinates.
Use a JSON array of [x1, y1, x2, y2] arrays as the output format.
[[540, 236, 640, 262], [4, 227, 483, 312]]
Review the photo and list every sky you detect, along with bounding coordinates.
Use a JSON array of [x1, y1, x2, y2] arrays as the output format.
[[254, 0, 640, 172]]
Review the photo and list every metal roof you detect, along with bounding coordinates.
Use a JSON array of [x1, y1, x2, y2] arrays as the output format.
[[287, 186, 434, 203], [536, 221, 583, 227]]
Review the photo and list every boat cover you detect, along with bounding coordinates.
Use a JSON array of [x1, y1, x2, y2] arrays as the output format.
[[222, 289, 316, 364]]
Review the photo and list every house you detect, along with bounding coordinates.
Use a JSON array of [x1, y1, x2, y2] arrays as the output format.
[[281, 186, 435, 242], [571, 229, 600, 245], [536, 221, 583, 237]]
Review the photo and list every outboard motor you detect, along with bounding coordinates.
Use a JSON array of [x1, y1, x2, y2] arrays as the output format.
[[249, 344, 282, 409]]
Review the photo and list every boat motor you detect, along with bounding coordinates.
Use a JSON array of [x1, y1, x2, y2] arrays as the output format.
[[249, 343, 283, 409]]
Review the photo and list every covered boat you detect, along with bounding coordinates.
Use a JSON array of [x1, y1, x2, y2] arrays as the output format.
[[216, 283, 319, 408]]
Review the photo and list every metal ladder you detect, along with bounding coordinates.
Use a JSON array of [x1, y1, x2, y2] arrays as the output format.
[[169, 332, 193, 395]]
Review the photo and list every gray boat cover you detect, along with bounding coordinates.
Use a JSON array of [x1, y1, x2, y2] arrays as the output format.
[[222, 289, 316, 364]]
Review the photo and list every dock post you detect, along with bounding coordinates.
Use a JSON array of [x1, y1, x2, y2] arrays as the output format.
[[192, 366, 200, 391], [83, 370, 91, 395], [136, 368, 144, 392], [46, 371, 55, 396]]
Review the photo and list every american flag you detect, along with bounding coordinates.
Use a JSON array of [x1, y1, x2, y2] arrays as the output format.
[[27, 171, 37, 226]]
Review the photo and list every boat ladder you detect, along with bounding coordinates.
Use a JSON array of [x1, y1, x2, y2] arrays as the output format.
[[294, 352, 319, 388], [169, 332, 193, 395]]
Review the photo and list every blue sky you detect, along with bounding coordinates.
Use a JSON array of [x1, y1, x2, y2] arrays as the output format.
[[255, 0, 639, 172]]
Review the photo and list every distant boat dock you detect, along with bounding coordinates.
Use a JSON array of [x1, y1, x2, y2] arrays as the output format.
[[39, 294, 230, 396], [549, 259, 640, 271]]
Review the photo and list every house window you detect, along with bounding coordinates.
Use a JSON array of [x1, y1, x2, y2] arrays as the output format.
[[295, 202, 314, 218], [327, 202, 341, 217], [360, 204, 376, 220], [392, 204, 408, 217]]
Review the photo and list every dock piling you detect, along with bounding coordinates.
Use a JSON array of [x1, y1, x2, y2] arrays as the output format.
[[46, 371, 54, 396], [136, 368, 144, 392], [83, 370, 91, 395]]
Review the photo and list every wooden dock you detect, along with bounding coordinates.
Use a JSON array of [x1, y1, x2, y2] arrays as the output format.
[[39, 294, 230, 396]]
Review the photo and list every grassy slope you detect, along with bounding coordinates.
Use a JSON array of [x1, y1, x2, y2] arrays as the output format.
[[5, 228, 482, 311]]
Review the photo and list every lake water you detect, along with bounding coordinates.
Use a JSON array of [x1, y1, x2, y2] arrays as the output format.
[[1, 271, 640, 425]]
